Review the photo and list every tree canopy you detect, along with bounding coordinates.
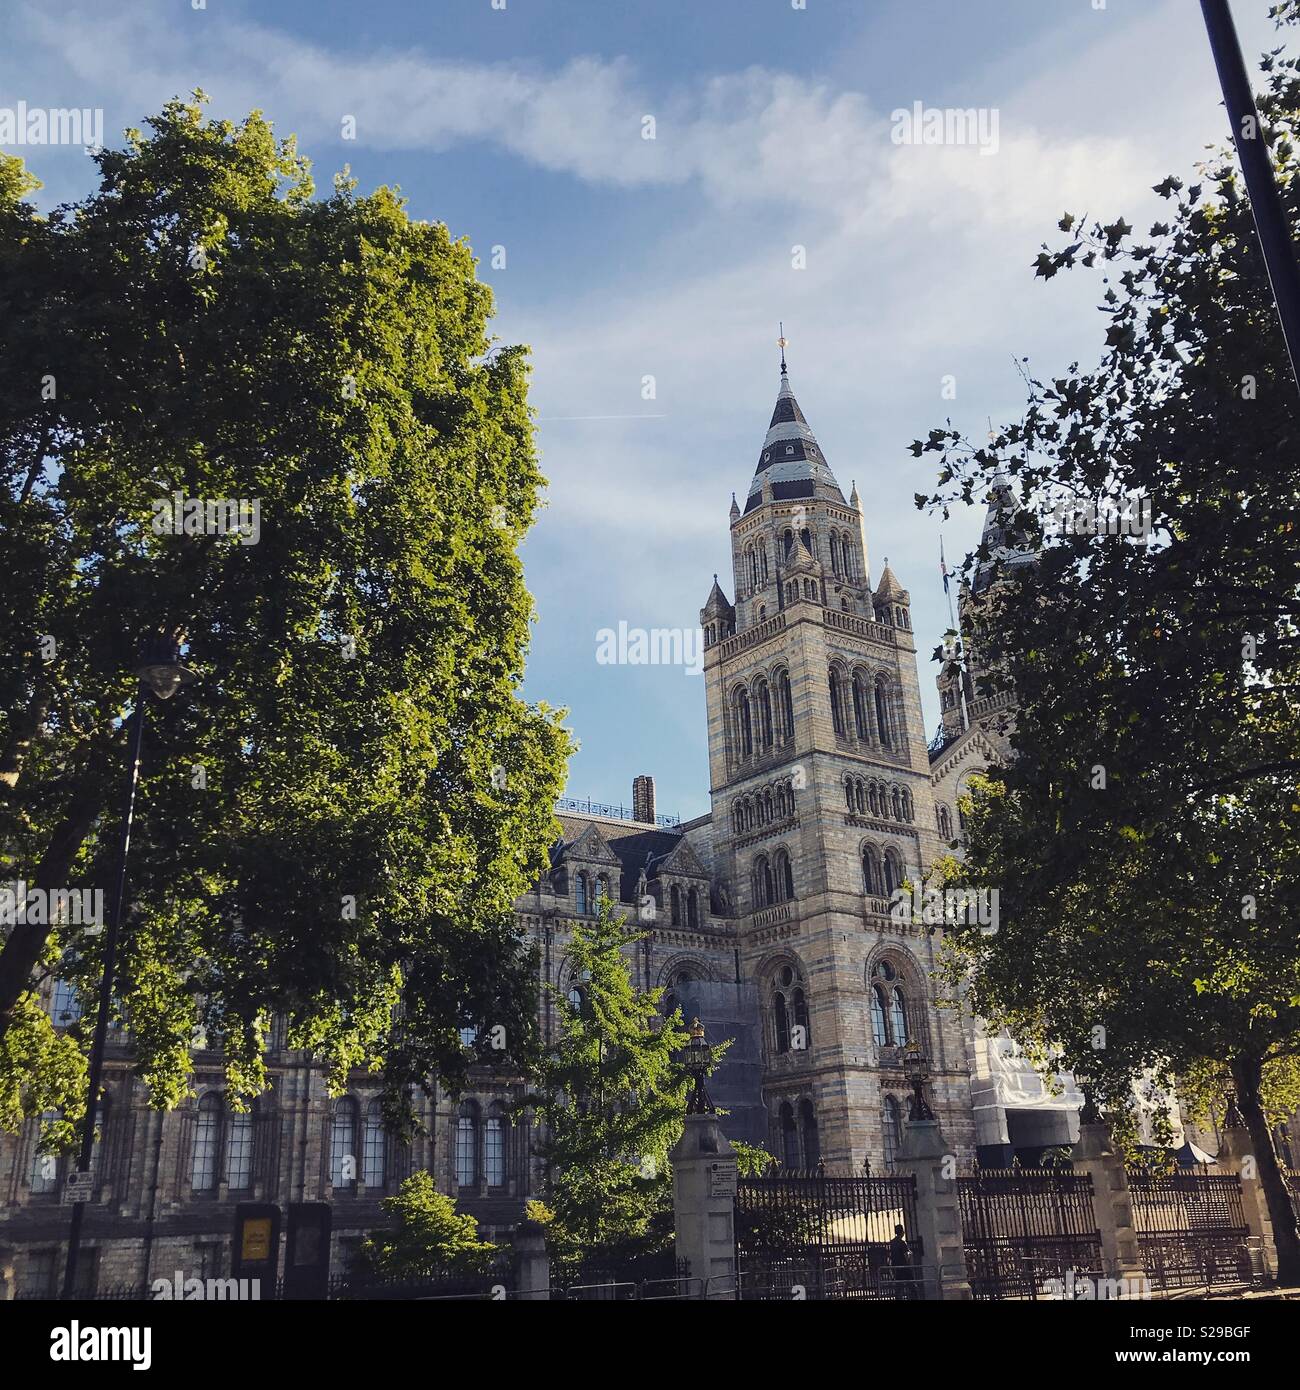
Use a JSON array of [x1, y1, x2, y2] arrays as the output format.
[[0, 96, 570, 1138], [917, 15, 1300, 1278]]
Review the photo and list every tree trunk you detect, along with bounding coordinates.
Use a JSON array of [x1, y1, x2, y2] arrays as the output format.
[[0, 784, 105, 1035], [1231, 1054, 1300, 1286]]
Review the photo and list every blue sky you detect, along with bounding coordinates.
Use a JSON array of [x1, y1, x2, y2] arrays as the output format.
[[2, 0, 1286, 821]]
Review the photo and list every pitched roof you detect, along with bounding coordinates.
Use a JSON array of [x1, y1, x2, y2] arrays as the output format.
[[553, 813, 687, 903]]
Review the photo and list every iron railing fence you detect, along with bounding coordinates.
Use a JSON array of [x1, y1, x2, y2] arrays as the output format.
[[958, 1167, 1102, 1300], [735, 1172, 920, 1300], [1126, 1170, 1253, 1291]]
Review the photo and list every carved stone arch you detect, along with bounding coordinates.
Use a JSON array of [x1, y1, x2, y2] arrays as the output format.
[[656, 954, 715, 989]]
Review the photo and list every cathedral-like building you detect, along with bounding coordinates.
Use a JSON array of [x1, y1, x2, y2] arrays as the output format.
[[0, 355, 1092, 1297]]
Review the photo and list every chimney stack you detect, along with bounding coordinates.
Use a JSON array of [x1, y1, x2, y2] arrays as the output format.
[[632, 774, 656, 825]]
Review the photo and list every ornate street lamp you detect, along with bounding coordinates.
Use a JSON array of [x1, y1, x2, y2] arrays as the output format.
[[902, 1041, 935, 1122], [683, 1017, 716, 1116], [62, 635, 196, 1297]]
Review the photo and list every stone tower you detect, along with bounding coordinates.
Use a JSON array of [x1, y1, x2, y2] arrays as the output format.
[[699, 351, 974, 1171]]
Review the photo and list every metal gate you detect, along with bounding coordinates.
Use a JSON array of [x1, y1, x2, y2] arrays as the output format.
[[958, 1168, 1102, 1300], [735, 1173, 920, 1300], [1128, 1171, 1253, 1291]]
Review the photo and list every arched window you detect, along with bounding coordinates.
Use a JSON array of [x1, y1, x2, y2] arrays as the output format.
[[687, 888, 699, 928], [829, 667, 845, 735], [882, 852, 900, 896], [937, 804, 953, 840], [883, 1095, 903, 1169], [29, 1110, 60, 1193], [575, 872, 588, 916], [225, 1106, 254, 1191], [783, 528, 794, 558], [867, 783, 879, 816], [760, 545, 769, 583], [852, 673, 869, 740], [455, 1101, 479, 1188], [776, 669, 794, 741], [891, 788, 902, 820], [331, 1097, 358, 1189], [774, 990, 790, 1054], [875, 680, 892, 747], [845, 779, 855, 813], [780, 1102, 799, 1170], [775, 849, 794, 902], [363, 1099, 386, 1189], [757, 680, 773, 748], [567, 983, 586, 1018], [830, 533, 841, 575], [734, 688, 753, 759], [856, 781, 867, 815], [891, 987, 909, 1045], [192, 1092, 222, 1193], [753, 855, 775, 908], [671, 884, 682, 925], [748, 546, 758, 590], [485, 1102, 508, 1187], [800, 1100, 820, 1170], [595, 874, 610, 908], [862, 847, 880, 895]]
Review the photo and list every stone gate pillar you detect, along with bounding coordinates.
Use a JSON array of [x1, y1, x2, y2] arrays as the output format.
[[511, 1217, 551, 1301], [670, 1112, 738, 1298], [1071, 1121, 1147, 1293], [897, 1115, 972, 1300], [1215, 1109, 1279, 1280]]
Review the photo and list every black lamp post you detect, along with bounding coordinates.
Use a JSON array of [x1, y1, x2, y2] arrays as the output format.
[[62, 636, 195, 1298], [1201, 0, 1300, 392], [902, 1041, 935, 1123], [683, 1017, 715, 1116]]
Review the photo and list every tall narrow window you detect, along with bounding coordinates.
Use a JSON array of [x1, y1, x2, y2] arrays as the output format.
[[485, 1104, 507, 1187], [225, 1108, 254, 1191], [192, 1093, 222, 1193], [686, 888, 699, 928], [774, 991, 790, 1053], [800, 1100, 820, 1170], [455, 1101, 479, 1188], [871, 987, 889, 1046], [862, 848, 879, 895], [792, 988, 809, 1047], [331, 1098, 357, 1189], [780, 1102, 799, 1170], [671, 885, 682, 925], [363, 1099, 387, 1189], [29, 1111, 59, 1194], [595, 875, 609, 908], [852, 674, 868, 740], [575, 872, 588, 916], [758, 681, 773, 747], [830, 533, 841, 575], [829, 669, 844, 736], [891, 988, 909, 1045], [876, 682, 891, 747], [883, 853, 899, 896]]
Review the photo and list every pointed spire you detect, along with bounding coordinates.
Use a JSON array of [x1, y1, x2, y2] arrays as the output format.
[[876, 558, 905, 599], [778, 321, 788, 375], [729, 491, 740, 522], [701, 574, 734, 620], [850, 478, 861, 509], [743, 337, 845, 515]]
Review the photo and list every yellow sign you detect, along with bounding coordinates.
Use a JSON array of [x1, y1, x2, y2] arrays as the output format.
[[241, 1216, 272, 1263]]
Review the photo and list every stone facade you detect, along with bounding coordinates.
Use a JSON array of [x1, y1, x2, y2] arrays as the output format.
[[0, 358, 1030, 1297]]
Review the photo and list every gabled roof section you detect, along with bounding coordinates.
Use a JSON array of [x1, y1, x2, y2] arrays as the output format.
[[554, 813, 687, 903]]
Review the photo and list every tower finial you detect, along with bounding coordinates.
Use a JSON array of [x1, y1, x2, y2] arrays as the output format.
[[777, 322, 788, 374]]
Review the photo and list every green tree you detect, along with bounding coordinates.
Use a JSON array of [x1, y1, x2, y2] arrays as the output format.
[[0, 97, 570, 1141], [917, 14, 1300, 1280], [523, 902, 723, 1262], [358, 1171, 498, 1278]]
